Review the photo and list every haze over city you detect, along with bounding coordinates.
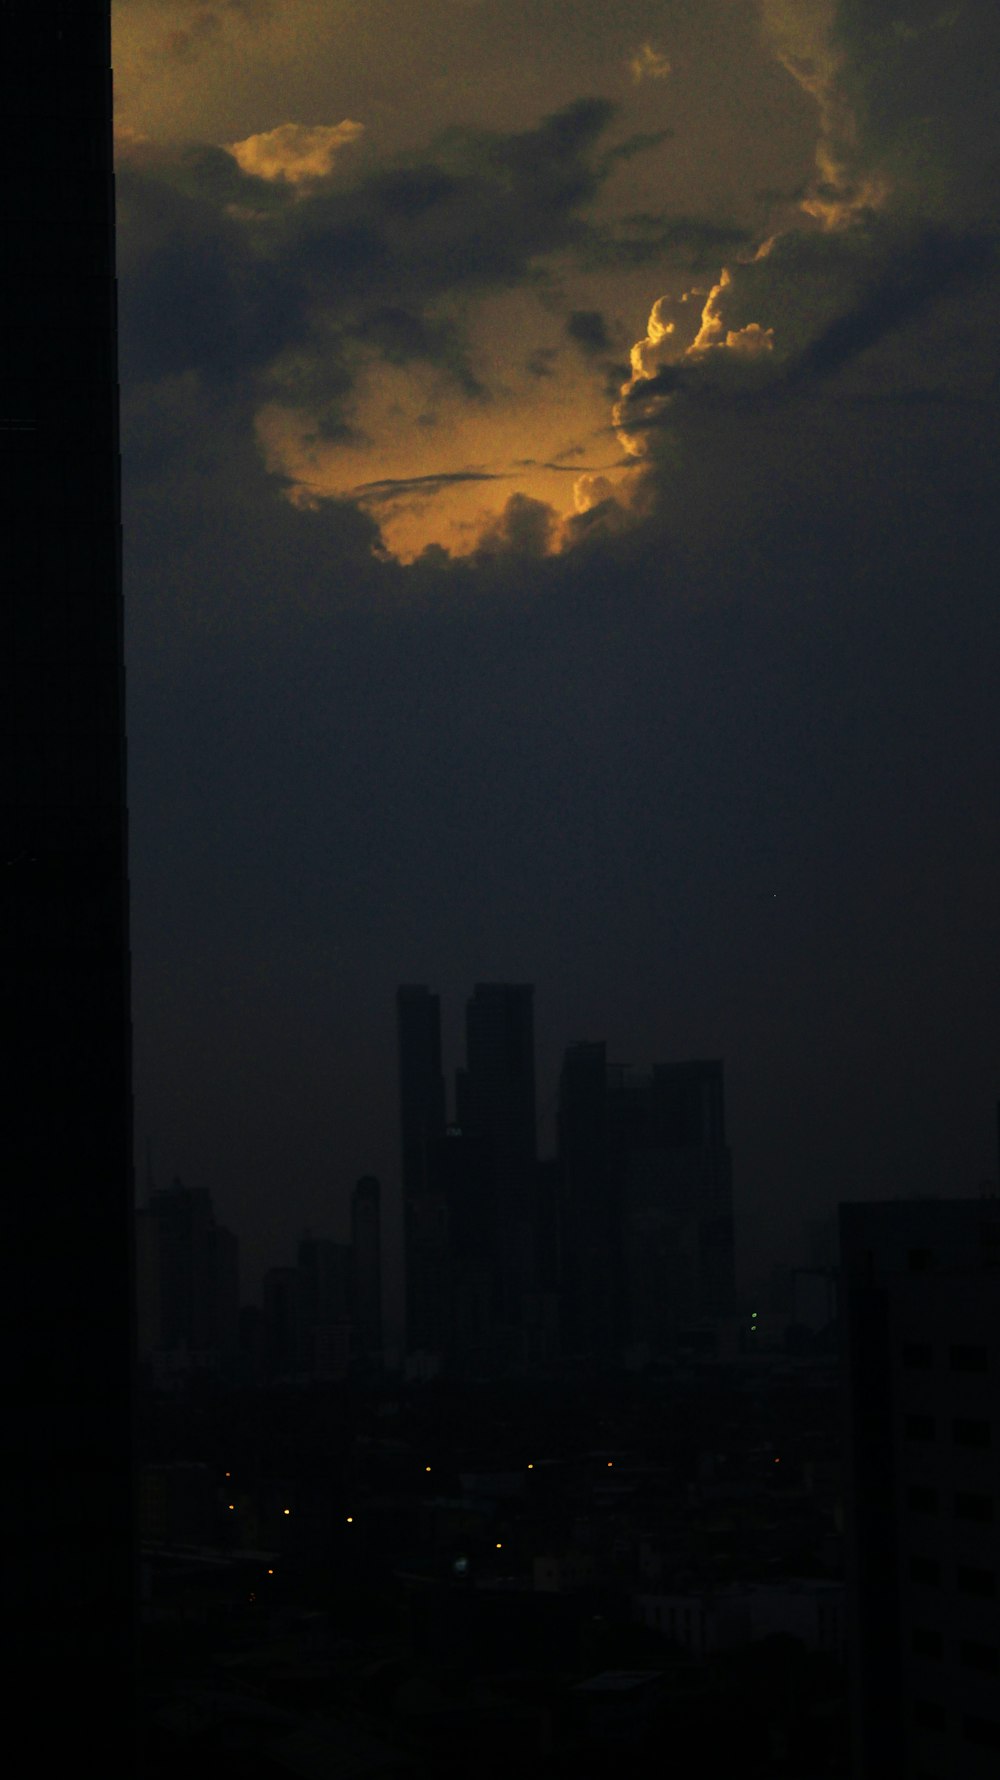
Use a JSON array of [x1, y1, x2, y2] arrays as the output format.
[[116, 0, 1000, 1307]]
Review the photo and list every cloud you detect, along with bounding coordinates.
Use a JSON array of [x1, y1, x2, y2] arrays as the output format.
[[473, 492, 559, 560], [629, 43, 672, 83], [146, 0, 273, 62], [226, 120, 365, 186], [566, 310, 612, 355], [352, 468, 508, 503]]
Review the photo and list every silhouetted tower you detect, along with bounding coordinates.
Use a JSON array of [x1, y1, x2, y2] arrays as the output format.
[[611, 1059, 735, 1351], [351, 1173, 383, 1371], [558, 1040, 621, 1360], [140, 1177, 239, 1363], [2, 4, 134, 1764], [397, 985, 447, 1354], [460, 983, 538, 1358]]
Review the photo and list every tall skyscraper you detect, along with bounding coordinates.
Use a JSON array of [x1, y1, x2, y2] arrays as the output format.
[[558, 1053, 735, 1362], [839, 1198, 1000, 1779], [351, 1173, 383, 1372], [397, 986, 448, 1356], [558, 1040, 620, 1360], [460, 984, 538, 1358], [138, 1178, 239, 1367], [2, 4, 134, 1762]]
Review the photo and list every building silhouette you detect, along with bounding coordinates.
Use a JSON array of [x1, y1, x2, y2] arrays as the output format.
[[2, 3, 135, 1762], [559, 1052, 735, 1364], [398, 985, 448, 1359], [840, 1197, 1000, 1778], [137, 1177, 239, 1374], [351, 1173, 383, 1372], [459, 983, 538, 1358]]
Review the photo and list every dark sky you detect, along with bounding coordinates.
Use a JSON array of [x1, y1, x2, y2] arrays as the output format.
[[114, 1, 1000, 1331]]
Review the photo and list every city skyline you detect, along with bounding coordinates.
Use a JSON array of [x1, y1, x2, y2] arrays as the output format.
[[118, 2, 1000, 1311]]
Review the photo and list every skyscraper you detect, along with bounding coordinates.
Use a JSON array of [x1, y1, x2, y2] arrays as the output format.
[[397, 985, 448, 1356], [558, 1053, 735, 1362], [839, 1198, 1000, 1779], [2, 3, 134, 1760], [460, 984, 538, 1359], [351, 1173, 383, 1372]]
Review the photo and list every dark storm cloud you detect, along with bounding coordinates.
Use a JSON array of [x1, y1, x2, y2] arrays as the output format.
[[566, 309, 612, 355], [117, 98, 728, 445], [582, 215, 751, 271], [120, 0, 272, 61], [352, 469, 508, 501], [787, 226, 997, 386]]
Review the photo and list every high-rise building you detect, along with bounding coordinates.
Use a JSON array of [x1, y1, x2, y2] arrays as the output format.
[[298, 1234, 353, 1378], [459, 984, 538, 1360], [558, 1041, 620, 1360], [839, 1198, 1000, 1779], [351, 1174, 383, 1372], [139, 1178, 239, 1367], [2, 5, 134, 1760], [397, 986, 448, 1356], [557, 1053, 735, 1362]]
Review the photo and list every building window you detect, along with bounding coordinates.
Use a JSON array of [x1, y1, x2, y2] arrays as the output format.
[[959, 1641, 999, 1675], [904, 1414, 935, 1441], [954, 1492, 994, 1523], [953, 1418, 992, 1449], [909, 1555, 942, 1587], [950, 1344, 989, 1373], [912, 1626, 943, 1658], [963, 1715, 1000, 1750], [956, 1567, 996, 1598], [906, 1485, 940, 1514], [913, 1700, 946, 1731], [902, 1342, 933, 1369]]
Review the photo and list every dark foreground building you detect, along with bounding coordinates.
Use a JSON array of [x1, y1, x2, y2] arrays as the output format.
[[2, 3, 135, 1763], [840, 1199, 1000, 1779]]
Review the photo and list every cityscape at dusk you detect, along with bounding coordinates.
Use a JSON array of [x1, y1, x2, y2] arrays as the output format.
[[116, 0, 999, 1310], [5, 3, 999, 1776]]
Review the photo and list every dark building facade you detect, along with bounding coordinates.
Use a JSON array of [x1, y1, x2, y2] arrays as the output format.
[[397, 985, 448, 1356], [2, 3, 134, 1762], [559, 1054, 735, 1364], [351, 1173, 383, 1372], [460, 983, 539, 1360], [137, 1178, 239, 1368], [839, 1198, 1000, 1780]]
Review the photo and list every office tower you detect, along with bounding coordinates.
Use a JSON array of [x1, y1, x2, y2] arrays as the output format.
[[140, 1178, 239, 1365], [460, 984, 538, 1358], [397, 986, 448, 1356], [839, 1199, 1000, 1779], [557, 1054, 735, 1362], [2, 4, 134, 1762], [298, 1235, 353, 1378], [261, 1266, 306, 1380], [612, 1059, 735, 1354], [558, 1041, 621, 1361], [351, 1174, 383, 1372]]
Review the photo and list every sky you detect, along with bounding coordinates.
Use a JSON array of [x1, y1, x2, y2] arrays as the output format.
[[114, 0, 1000, 1325]]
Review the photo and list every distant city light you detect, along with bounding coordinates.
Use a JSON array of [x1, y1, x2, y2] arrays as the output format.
[[228, 1503, 235, 1511], [774, 1457, 781, 1465], [283, 1508, 290, 1515], [347, 1515, 354, 1523], [607, 1461, 613, 1468], [267, 1568, 274, 1575], [425, 1466, 432, 1473], [496, 1542, 502, 1549], [527, 1463, 533, 1470]]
